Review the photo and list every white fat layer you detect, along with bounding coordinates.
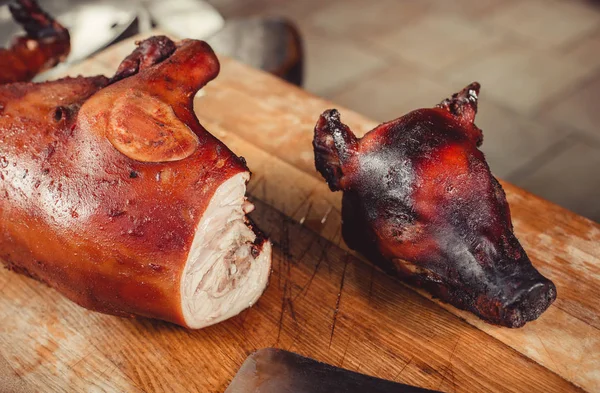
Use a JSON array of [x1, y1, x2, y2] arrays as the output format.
[[180, 172, 272, 329]]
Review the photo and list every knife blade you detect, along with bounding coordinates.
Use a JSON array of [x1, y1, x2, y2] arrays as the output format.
[[225, 348, 440, 393]]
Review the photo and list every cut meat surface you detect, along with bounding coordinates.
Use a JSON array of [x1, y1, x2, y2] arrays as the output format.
[[182, 172, 272, 329]]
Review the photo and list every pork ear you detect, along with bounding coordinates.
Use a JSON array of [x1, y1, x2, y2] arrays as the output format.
[[437, 82, 483, 146], [313, 109, 358, 191], [110, 36, 177, 83]]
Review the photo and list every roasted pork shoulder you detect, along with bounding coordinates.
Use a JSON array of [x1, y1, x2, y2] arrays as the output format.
[[0, 36, 271, 328]]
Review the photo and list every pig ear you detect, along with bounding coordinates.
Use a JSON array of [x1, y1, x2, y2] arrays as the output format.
[[438, 82, 483, 146], [313, 109, 358, 191]]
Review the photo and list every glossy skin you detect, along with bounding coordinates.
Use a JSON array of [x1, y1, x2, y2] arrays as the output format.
[[0, 0, 70, 84], [313, 83, 556, 327], [0, 36, 266, 326]]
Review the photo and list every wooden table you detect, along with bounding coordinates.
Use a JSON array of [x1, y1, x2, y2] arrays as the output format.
[[1, 34, 599, 393]]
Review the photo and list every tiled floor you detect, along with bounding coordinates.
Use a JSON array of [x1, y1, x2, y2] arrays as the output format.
[[209, 0, 600, 222]]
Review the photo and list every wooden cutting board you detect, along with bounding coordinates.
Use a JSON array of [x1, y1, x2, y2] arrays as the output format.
[[1, 34, 599, 393]]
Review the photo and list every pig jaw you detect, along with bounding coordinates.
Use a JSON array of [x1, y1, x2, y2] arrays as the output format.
[[464, 232, 557, 328]]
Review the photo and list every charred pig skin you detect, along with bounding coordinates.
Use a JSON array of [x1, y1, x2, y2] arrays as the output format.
[[0, 0, 71, 84], [0, 36, 271, 329], [313, 83, 556, 328]]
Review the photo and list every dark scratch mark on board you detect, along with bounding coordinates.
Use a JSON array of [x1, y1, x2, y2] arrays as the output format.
[[282, 216, 297, 324], [87, 341, 149, 393], [329, 255, 350, 349], [97, 363, 117, 384], [275, 213, 298, 346], [327, 228, 344, 277], [281, 214, 293, 287], [277, 247, 282, 290], [293, 237, 330, 302], [393, 355, 414, 382], [534, 330, 560, 377], [287, 297, 297, 323], [287, 327, 302, 353], [299, 200, 313, 225], [68, 347, 94, 371], [295, 231, 318, 262], [275, 280, 288, 346], [326, 230, 343, 275], [437, 338, 460, 392], [289, 189, 315, 219], [275, 207, 290, 289], [339, 330, 353, 368]]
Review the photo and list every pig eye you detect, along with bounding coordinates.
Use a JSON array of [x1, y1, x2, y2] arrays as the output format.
[[53, 106, 69, 121]]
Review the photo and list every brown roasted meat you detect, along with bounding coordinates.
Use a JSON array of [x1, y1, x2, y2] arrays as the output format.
[[313, 83, 556, 327], [0, 0, 70, 84], [0, 36, 271, 329]]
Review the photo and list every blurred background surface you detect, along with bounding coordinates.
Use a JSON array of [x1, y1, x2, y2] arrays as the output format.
[[205, 0, 600, 222], [2, 0, 599, 221]]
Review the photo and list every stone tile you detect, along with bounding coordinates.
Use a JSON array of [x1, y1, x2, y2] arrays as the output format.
[[426, 0, 518, 17], [329, 63, 453, 122], [251, 0, 332, 21], [540, 72, 600, 139], [205, 0, 266, 18], [446, 40, 598, 116], [207, 0, 326, 20], [374, 13, 504, 73], [302, 30, 388, 97], [474, 99, 568, 179], [564, 29, 600, 73], [483, 0, 600, 48], [513, 138, 600, 222], [308, 0, 430, 38]]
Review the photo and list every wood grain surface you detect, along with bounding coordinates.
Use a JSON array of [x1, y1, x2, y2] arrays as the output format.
[[1, 34, 599, 393]]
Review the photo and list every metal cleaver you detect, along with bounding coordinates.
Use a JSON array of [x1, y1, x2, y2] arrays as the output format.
[[225, 348, 440, 393]]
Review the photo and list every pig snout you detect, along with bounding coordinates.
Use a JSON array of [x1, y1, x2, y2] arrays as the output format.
[[468, 235, 557, 328]]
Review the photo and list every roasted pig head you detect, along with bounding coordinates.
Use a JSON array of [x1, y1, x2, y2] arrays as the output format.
[[0, 36, 271, 329], [0, 0, 70, 83], [313, 83, 556, 327]]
